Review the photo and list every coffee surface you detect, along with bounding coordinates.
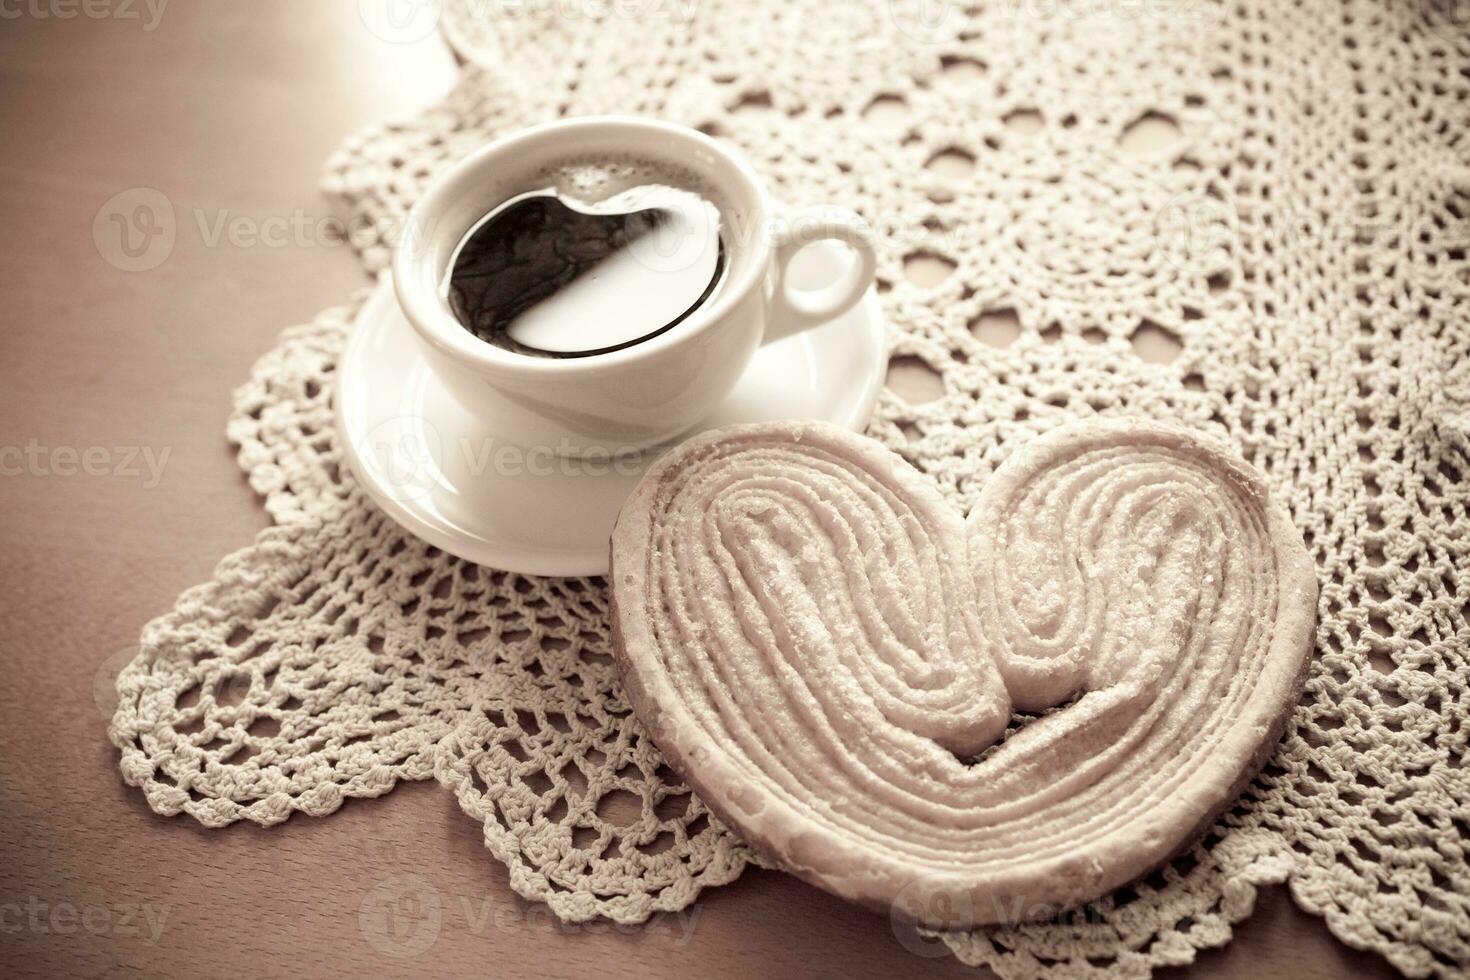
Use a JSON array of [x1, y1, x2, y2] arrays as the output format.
[[444, 178, 726, 358]]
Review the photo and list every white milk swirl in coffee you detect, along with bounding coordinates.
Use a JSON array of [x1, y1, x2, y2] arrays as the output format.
[[443, 157, 729, 359]]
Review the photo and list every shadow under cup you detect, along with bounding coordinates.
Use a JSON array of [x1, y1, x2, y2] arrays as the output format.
[[392, 118, 775, 456]]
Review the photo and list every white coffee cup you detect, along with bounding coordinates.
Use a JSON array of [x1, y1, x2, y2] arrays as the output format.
[[392, 116, 878, 455]]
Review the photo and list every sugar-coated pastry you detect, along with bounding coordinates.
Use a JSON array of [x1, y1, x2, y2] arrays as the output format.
[[610, 419, 1317, 928]]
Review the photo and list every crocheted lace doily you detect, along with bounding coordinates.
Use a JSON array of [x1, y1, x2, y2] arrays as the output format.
[[110, 1, 1469, 975]]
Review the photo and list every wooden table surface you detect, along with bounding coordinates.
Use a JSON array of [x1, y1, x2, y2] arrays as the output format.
[[0, 4, 1399, 977]]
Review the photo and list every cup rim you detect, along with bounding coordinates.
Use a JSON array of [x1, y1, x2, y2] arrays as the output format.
[[392, 115, 774, 376]]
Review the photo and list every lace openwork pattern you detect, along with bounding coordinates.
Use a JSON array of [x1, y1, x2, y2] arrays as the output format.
[[110, 1, 1469, 975]]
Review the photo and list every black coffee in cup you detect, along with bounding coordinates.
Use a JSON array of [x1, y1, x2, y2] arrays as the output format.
[[443, 159, 728, 359]]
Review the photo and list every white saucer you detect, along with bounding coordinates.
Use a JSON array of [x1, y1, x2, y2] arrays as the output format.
[[335, 241, 888, 576]]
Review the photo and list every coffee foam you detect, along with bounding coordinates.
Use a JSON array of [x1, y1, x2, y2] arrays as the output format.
[[534, 155, 728, 211]]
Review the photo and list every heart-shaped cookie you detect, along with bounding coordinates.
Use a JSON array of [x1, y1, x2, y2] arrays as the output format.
[[610, 418, 1316, 928]]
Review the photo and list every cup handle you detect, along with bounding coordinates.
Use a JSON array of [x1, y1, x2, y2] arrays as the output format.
[[762, 206, 878, 345]]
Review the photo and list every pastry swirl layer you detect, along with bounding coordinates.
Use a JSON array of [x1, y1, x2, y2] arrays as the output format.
[[610, 419, 1317, 927]]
